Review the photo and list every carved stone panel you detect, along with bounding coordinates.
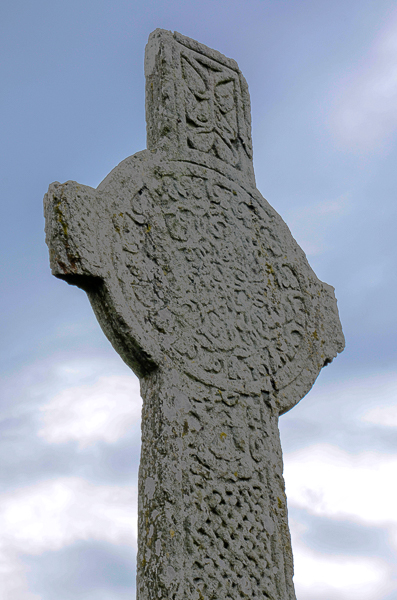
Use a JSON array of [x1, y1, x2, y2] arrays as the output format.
[[93, 153, 342, 413], [145, 30, 255, 184]]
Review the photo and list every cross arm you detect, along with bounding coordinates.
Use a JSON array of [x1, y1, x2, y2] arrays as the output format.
[[44, 175, 160, 378], [44, 180, 103, 292]]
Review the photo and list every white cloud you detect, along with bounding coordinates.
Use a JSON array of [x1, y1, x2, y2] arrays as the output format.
[[292, 542, 393, 600], [0, 357, 142, 597], [38, 374, 141, 447], [0, 477, 137, 552], [284, 444, 397, 531], [0, 477, 137, 600], [363, 404, 397, 427], [330, 13, 397, 151], [285, 440, 397, 598], [281, 371, 397, 598]]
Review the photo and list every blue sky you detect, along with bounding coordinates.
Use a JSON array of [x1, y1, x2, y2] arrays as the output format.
[[1, 1, 397, 598]]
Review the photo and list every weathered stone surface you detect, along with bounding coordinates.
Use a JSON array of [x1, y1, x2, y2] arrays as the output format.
[[44, 29, 344, 600]]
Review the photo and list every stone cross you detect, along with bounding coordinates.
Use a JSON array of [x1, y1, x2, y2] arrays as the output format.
[[44, 29, 344, 600]]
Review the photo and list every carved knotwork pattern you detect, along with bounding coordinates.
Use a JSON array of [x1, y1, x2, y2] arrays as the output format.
[[146, 33, 254, 176], [181, 53, 246, 166], [138, 377, 292, 600], [109, 162, 309, 393], [184, 392, 288, 600]]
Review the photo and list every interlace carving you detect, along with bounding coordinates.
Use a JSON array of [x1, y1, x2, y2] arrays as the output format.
[[181, 53, 250, 166], [109, 165, 310, 398]]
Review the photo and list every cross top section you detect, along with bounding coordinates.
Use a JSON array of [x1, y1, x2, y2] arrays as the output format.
[[44, 30, 344, 418], [145, 30, 255, 185]]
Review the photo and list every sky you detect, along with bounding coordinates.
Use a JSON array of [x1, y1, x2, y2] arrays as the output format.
[[1, 0, 397, 598]]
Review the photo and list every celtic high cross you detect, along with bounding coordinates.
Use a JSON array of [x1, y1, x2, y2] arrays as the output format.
[[44, 29, 344, 600]]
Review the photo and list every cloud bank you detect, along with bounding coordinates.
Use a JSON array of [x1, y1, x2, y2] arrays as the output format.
[[38, 375, 141, 447], [0, 477, 137, 600]]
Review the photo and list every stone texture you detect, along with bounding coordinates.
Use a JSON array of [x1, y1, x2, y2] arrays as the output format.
[[44, 29, 344, 600]]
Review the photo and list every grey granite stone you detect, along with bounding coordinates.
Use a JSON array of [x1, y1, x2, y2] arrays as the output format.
[[44, 29, 344, 600]]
